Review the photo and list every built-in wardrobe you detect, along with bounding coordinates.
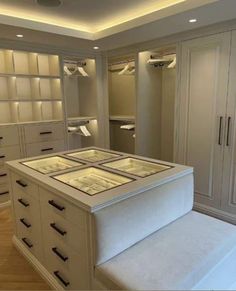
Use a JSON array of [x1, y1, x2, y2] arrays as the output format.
[[108, 56, 136, 154], [176, 31, 236, 223]]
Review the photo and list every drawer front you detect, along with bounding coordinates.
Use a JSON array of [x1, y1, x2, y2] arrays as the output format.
[[0, 166, 8, 185], [25, 140, 65, 158], [41, 209, 87, 253], [11, 171, 39, 200], [24, 122, 65, 144], [43, 237, 89, 290], [0, 126, 19, 147], [0, 145, 21, 166], [40, 187, 87, 229], [16, 221, 43, 263], [0, 184, 9, 204]]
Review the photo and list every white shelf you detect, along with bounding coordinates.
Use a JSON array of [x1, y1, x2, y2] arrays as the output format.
[[0, 99, 62, 102], [67, 116, 97, 122], [109, 115, 135, 122]]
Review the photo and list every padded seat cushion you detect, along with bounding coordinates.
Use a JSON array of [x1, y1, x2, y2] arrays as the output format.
[[95, 211, 236, 290]]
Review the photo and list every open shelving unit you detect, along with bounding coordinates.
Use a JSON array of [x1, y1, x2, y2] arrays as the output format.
[[0, 49, 63, 124]]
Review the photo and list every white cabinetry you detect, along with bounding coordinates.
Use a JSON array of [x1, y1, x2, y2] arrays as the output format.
[[177, 31, 236, 222]]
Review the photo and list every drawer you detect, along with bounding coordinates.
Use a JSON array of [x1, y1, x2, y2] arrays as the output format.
[[25, 140, 65, 158], [0, 125, 19, 147], [0, 166, 8, 185], [41, 209, 87, 253], [24, 122, 65, 144], [43, 237, 89, 290], [0, 145, 21, 166], [16, 221, 43, 263], [0, 184, 9, 204], [40, 187, 87, 228], [11, 171, 39, 200]]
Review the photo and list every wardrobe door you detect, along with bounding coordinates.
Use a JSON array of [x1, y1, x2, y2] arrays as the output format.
[[177, 32, 231, 209], [221, 30, 236, 217]]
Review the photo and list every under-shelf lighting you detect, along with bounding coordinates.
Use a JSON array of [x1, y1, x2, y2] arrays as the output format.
[[16, 34, 24, 38], [189, 19, 197, 23]]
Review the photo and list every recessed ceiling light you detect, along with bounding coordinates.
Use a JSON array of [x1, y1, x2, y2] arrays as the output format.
[[189, 19, 197, 23], [16, 34, 24, 38], [36, 0, 62, 7], [93, 46, 99, 50]]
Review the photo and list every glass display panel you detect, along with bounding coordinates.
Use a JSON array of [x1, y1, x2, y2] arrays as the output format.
[[67, 149, 119, 162], [103, 158, 172, 177], [22, 156, 82, 174], [53, 167, 132, 195]]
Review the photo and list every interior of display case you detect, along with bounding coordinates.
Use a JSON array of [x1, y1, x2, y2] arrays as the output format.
[[22, 156, 82, 174], [67, 149, 120, 162], [103, 158, 172, 177], [53, 167, 133, 195]]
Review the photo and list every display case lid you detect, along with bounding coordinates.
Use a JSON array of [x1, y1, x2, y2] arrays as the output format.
[[66, 149, 120, 162]]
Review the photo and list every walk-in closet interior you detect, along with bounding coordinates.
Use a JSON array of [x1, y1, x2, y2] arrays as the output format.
[[1, 1, 236, 291]]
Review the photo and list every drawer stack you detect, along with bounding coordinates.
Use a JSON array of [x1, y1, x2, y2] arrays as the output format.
[[11, 172, 44, 262], [0, 125, 21, 205], [23, 122, 66, 157], [40, 188, 90, 290]]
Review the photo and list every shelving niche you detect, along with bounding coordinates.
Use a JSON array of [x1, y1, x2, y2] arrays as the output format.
[[0, 49, 63, 124], [64, 58, 99, 149], [108, 55, 136, 154]]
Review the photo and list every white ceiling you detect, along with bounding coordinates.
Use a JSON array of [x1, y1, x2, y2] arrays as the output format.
[[0, 0, 218, 39]]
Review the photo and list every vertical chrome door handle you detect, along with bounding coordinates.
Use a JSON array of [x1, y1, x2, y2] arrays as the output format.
[[218, 116, 223, 145], [226, 116, 231, 146]]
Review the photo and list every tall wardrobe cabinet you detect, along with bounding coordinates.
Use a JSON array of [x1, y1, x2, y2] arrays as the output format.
[[177, 31, 236, 222]]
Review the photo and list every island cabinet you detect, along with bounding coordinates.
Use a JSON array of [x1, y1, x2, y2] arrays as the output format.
[[6, 147, 193, 290]]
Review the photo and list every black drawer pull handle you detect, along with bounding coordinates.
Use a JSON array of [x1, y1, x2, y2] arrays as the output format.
[[50, 223, 67, 236], [0, 191, 9, 196], [16, 180, 28, 188], [0, 137, 3, 140], [48, 200, 65, 211], [22, 237, 33, 248], [0, 155, 5, 159], [40, 131, 52, 135], [52, 247, 68, 262], [54, 271, 70, 287], [0, 173, 7, 177], [41, 148, 53, 152], [18, 198, 30, 207], [20, 218, 31, 228]]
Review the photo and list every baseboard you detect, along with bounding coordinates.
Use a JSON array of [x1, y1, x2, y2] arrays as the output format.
[[12, 235, 64, 291], [0, 200, 11, 209], [194, 203, 236, 225]]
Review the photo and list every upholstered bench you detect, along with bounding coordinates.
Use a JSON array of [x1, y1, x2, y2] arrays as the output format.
[[95, 211, 236, 290]]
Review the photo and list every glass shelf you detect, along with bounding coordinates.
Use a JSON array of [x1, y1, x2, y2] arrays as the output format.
[[53, 167, 133, 195], [102, 158, 172, 177], [22, 156, 82, 174], [66, 149, 120, 162]]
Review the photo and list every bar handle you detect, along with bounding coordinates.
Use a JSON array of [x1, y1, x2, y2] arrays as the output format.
[[0, 191, 9, 196], [218, 116, 223, 145], [40, 131, 52, 135], [20, 218, 31, 228], [22, 237, 33, 248], [226, 116, 231, 146], [52, 247, 68, 262], [41, 148, 53, 152], [48, 200, 65, 211], [50, 223, 67, 236], [18, 198, 29, 207], [0, 155, 5, 159], [53, 271, 70, 287], [16, 180, 28, 188], [0, 137, 3, 140], [0, 173, 7, 177]]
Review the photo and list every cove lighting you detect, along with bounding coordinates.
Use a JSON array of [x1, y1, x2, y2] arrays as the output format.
[[189, 19, 197, 23]]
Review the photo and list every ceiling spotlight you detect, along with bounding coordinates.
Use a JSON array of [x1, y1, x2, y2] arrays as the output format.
[[93, 46, 99, 50], [16, 34, 24, 38], [189, 19, 197, 23], [36, 0, 62, 7]]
